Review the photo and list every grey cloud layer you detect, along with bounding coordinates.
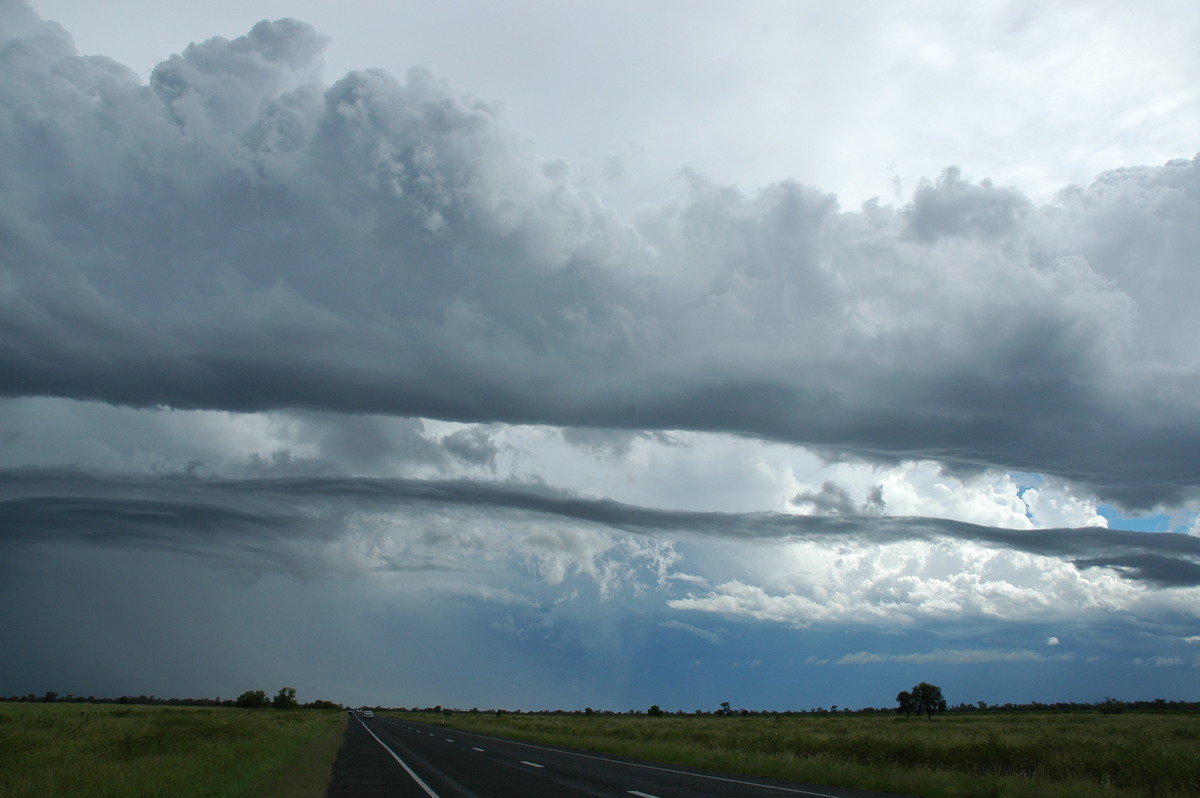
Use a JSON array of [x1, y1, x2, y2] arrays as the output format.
[[4, 471, 1199, 587], [2, 3, 1198, 505]]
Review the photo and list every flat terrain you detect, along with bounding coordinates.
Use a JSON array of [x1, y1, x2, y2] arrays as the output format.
[[331, 713, 902, 797], [421, 710, 1200, 798], [5, 703, 1197, 797], [0, 703, 344, 798]]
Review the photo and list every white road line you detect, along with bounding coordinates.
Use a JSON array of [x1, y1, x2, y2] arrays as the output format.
[[446, 738, 455, 742], [628, 792, 662, 798], [472, 747, 485, 752], [521, 761, 545, 768], [354, 716, 441, 798], [423, 726, 838, 797]]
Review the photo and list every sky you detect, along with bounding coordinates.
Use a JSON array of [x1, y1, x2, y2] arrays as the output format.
[[2, 0, 1199, 712]]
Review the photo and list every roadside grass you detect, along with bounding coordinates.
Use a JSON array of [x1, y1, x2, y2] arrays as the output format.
[[0, 703, 345, 798], [424, 710, 1200, 797]]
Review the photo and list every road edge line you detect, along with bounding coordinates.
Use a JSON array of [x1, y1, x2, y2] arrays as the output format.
[[354, 716, 441, 797]]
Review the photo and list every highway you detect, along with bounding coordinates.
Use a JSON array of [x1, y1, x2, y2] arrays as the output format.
[[326, 713, 908, 798]]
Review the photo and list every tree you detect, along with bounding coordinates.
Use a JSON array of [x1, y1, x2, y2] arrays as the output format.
[[896, 690, 915, 717], [236, 690, 267, 709], [719, 701, 732, 716], [911, 682, 946, 719], [647, 704, 664, 716], [306, 699, 340, 710], [273, 686, 298, 709]]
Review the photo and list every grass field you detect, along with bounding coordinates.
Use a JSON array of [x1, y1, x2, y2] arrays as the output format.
[[426, 710, 1200, 797], [0, 703, 345, 798]]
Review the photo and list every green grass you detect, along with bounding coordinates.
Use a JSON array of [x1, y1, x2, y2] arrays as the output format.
[[0, 703, 345, 798], [421, 710, 1200, 797]]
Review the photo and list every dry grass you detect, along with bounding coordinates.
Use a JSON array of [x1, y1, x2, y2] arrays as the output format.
[[426, 709, 1200, 798]]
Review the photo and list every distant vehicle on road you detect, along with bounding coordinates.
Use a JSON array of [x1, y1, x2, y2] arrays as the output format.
[[362, 710, 374, 718]]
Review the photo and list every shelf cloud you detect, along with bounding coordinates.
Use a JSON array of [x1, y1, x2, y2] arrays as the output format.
[[2, 6, 1197, 507]]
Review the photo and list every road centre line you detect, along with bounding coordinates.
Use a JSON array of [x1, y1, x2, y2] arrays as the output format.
[[521, 761, 545, 768], [425, 725, 838, 797], [628, 792, 662, 798], [354, 715, 441, 798]]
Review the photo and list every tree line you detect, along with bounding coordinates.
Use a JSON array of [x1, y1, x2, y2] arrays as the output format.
[[7, 690, 1198, 715], [382, 693, 1200, 718], [2, 688, 341, 710]]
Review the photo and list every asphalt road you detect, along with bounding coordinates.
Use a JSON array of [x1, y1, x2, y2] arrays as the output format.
[[326, 714, 910, 798]]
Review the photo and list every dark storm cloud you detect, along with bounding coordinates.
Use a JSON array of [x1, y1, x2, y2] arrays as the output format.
[[439, 427, 500, 469], [2, 3, 1198, 507], [4, 470, 1199, 586], [792, 481, 866, 515], [1074, 554, 1200, 588]]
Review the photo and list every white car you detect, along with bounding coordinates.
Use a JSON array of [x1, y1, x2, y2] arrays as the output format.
[[362, 710, 374, 718]]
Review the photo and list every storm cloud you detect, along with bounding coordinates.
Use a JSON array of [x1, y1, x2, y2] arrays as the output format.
[[2, 3, 1198, 507], [3, 1, 1200, 709], [5, 470, 1200, 587]]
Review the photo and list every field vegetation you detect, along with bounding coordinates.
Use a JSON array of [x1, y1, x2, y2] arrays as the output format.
[[0, 702, 344, 798], [424, 709, 1200, 797]]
